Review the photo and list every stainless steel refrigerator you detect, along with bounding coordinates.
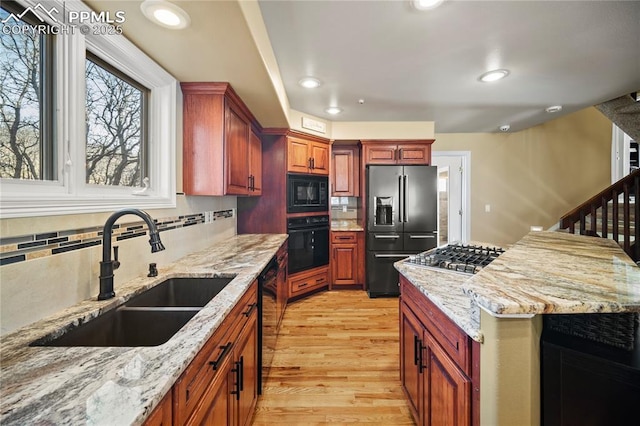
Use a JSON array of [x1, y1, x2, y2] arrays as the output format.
[[366, 165, 438, 297]]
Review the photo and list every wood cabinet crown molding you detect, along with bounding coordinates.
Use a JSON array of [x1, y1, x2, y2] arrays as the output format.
[[261, 128, 331, 145], [180, 82, 262, 133]]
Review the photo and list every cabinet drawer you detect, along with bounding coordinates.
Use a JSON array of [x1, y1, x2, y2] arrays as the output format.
[[289, 267, 329, 297], [173, 281, 257, 425], [400, 276, 471, 374], [331, 231, 358, 243]]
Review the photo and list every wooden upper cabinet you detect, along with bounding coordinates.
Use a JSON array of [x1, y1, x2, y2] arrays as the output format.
[[331, 146, 360, 197], [287, 135, 330, 175], [362, 140, 434, 165], [181, 82, 262, 196], [309, 141, 329, 175]]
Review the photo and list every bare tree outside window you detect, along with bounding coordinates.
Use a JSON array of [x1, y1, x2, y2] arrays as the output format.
[[0, 6, 46, 180], [85, 56, 147, 187]]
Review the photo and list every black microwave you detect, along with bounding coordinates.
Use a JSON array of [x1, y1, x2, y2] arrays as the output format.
[[287, 174, 329, 213]]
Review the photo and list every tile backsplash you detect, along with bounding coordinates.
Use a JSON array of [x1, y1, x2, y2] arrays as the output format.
[[0, 210, 234, 267]]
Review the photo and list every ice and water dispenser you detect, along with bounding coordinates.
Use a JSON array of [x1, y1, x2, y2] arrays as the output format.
[[374, 197, 393, 225]]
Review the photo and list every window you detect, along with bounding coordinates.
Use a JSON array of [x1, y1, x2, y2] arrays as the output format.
[[0, 0, 176, 218], [85, 54, 148, 187], [0, 2, 55, 181]]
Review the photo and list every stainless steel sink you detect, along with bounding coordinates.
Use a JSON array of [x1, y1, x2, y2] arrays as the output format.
[[30, 276, 235, 347], [124, 277, 234, 307], [31, 307, 199, 347]]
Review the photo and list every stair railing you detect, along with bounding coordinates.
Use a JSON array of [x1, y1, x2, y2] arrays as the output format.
[[559, 169, 639, 261]]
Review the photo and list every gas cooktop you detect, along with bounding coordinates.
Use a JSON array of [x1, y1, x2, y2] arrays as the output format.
[[406, 243, 505, 275]]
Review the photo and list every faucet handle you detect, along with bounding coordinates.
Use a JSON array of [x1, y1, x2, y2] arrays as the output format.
[[113, 246, 120, 270]]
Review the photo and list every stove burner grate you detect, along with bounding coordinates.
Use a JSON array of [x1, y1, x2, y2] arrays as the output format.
[[406, 243, 505, 274]]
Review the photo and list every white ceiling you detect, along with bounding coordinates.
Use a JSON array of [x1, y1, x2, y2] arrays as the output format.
[[86, 0, 640, 133]]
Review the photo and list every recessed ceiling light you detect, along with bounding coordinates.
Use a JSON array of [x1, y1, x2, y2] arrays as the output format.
[[325, 107, 343, 115], [499, 125, 511, 132], [478, 69, 510, 83], [412, 0, 446, 11], [298, 77, 322, 89], [141, 0, 191, 30], [545, 105, 563, 113]]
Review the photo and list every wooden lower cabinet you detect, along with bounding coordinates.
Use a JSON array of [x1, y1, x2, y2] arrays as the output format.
[[288, 266, 329, 299], [235, 309, 258, 426], [171, 281, 259, 426], [144, 391, 172, 426], [330, 231, 364, 289], [400, 275, 478, 426]]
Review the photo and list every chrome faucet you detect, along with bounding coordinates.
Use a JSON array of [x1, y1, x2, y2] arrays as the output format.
[[98, 208, 165, 300]]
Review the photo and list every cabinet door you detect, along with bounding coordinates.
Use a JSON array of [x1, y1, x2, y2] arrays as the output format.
[[309, 141, 329, 175], [332, 148, 359, 196], [235, 307, 258, 426], [332, 244, 358, 285], [225, 102, 250, 195], [400, 302, 425, 424], [287, 138, 311, 173], [248, 130, 262, 195], [143, 392, 172, 426], [397, 143, 430, 165], [364, 143, 398, 164], [186, 347, 234, 426], [424, 332, 471, 426]]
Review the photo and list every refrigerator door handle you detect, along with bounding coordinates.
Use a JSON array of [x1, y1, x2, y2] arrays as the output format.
[[403, 175, 409, 222], [374, 254, 410, 258], [408, 235, 436, 239], [374, 234, 400, 239], [398, 175, 404, 223]]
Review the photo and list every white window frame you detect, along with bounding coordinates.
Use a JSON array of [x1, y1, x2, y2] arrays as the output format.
[[0, 0, 176, 219]]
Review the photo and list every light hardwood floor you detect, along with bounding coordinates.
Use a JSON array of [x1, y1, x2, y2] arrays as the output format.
[[252, 290, 414, 425]]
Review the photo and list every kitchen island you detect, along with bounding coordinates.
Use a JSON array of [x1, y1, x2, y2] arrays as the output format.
[[0, 234, 287, 425], [395, 231, 640, 425]]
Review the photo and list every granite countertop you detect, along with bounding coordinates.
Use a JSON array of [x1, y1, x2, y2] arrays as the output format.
[[0, 233, 288, 426], [463, 231, 640, 316], [331, 219, 364, 231], [395, 261, 483, 341], [396, 231, 640, 343]]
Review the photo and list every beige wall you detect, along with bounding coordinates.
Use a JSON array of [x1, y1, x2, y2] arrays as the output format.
[[434, 107, 612, 246]]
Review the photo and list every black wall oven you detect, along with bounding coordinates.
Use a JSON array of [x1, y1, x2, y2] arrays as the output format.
[[287, 174, 328, 213], [287, 215, 330, 274]]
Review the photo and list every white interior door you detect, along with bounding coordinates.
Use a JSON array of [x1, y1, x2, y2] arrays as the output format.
[[432, 152, 470, 244]]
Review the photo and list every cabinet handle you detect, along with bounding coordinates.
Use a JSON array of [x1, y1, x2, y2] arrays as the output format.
[[336, 236, 353, 240], [315, 278, 324, 283], [298, 282, 308, 288], [419, 342, 427, 374], [238, 355, 244, 392], [312, 157, 315, 169], [242, 302, 257, 317], [231, 361, 241, 401], [209, 342, 233, 371], [308, 158, 312, 169]]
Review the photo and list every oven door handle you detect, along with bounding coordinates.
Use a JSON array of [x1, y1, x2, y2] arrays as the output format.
[[373, 254, 410, 258], [287, 227, 330, 233]]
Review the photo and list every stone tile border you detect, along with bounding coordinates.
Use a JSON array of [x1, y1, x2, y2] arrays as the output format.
[[0, 209, 234, 266]]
